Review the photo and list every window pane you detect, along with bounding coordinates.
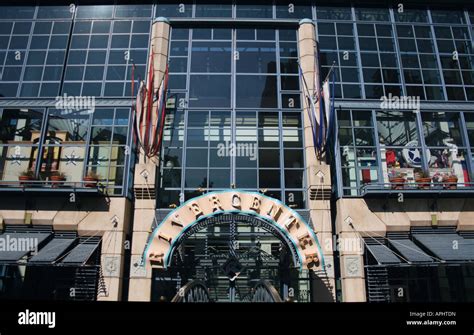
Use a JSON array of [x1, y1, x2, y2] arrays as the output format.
[[196, 1, 232, 17], [46, 109, 89, 142], [0, 109, 44, 143], [236, 75, 277, 108], [377, 111, 418, 146], [189, 75, 231, 107], [236, 42, 277, 73], [191, 42, 231, 73], [208, 169, 230, 188], [236, 3, 273, 18], [259, 169, 281, 188], [422, 112, 463, 147], [236, 169, 257, 188]]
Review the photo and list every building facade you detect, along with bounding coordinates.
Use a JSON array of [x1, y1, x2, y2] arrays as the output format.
[[0, 0, 473, 303]]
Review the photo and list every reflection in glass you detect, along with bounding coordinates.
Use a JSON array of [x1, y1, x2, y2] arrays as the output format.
[[236, 42, 277, 73], [191, 42, 231, 73], [422, 112, 463, 147], [189, 75, 231, 107], [236, 75, 277, 108], [377, 111, 418, 146]]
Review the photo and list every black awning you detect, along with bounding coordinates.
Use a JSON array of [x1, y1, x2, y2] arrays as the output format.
[[389, 239, 434, 263], [413, 234, 474, 262], [28, 237, 76, 264], [60, 239, 100, 265], [0, 232, 51, 263], [366, 244, 402, 265]]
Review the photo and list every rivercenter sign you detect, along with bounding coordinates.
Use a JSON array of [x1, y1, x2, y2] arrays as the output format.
[[144, 190, 324, 270]]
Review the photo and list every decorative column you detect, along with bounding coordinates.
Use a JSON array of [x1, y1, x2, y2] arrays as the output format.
[[335, 200, 369, 302], [298, 19, 336, 301], [128, 17, 170, 302]]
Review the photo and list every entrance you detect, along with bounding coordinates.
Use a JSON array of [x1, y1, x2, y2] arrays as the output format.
[[151, 213, 312, 302]]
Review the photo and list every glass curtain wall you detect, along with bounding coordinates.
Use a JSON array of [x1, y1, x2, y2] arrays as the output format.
[[0, 107, 131, 194], [158, 27, 306, 208], [337, 109, 473, 195]]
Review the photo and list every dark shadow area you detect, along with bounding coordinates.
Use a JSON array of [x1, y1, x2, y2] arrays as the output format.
[[0, 194, 110, 212]]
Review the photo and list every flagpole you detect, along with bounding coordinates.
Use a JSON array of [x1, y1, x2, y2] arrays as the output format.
[[323, 61, 337, 84]]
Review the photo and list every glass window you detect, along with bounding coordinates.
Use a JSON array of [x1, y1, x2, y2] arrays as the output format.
[[276, 0, 312, 19], [259, 169, 281, 188], [377, 111, 418, 146], [191, 42, 231, 73], [394, 8, 428, 23], [422, 112, 463, 147], [236, 42, 276, 73], [355, 7, 390, 21], [421, 112, 468, 186], [317, 6, 352, 20], [189, 75, 231, 107], [76, 5, 113, 19], [156, 1, 192, 17], [0, 109, 43, 143], [236, 75, 277, 108], [196, 1, 232, 17], [115, 5, 153, 18], [431, 10, 465, 24], [236, 2, 273, 18]]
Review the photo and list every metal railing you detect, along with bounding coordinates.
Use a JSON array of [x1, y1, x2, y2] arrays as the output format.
[[360, 181, 474, 196], [0, 179, 106, 192]]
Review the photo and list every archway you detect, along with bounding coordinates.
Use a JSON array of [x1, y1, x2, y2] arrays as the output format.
[[144, 191, 325, 302], [144, 191, 324, 270]]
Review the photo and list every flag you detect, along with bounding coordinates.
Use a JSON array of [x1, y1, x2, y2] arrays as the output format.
[[133, 50, 169, 160], [324, 69, 336, 148]]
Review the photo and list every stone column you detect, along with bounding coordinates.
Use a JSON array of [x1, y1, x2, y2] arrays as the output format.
[[335, 199, 368, 302], [298, 19, 335, 301], [298, 19, 320, 165], [96, 199, 132, 301], [128, 17, 170, 302]]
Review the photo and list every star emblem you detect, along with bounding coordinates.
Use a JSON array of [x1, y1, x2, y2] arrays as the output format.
[[408, 148, 421, 163], [65, 150, 79, 166], [10, 152, 24, 165]]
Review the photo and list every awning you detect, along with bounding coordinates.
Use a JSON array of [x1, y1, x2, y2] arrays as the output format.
[[366, 244, 402, 264], [413, 234, 474, 262], [0, 233, 51, 263], [60, 239, 101, 265], [389, 239, 434, 263], [29, 237, 76, 264]]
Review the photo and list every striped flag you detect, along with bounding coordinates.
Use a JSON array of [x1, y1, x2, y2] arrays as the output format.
[[133, 49, 169, 160]]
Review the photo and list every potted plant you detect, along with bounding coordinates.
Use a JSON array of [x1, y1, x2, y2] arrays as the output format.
[[443, 171, 458, 190], [83, 171, 100, 188], [389, 170, 406, 190], [414, 170, 432, 190], [18, 170, 35, 185], [50, 171, 66, 188]]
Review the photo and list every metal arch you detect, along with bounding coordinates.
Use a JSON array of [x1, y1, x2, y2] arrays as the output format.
[[143, 190, 327, 271], [167, 212, 301, 269], [250, 280, 283, 303], [171, 280, 211, 303]]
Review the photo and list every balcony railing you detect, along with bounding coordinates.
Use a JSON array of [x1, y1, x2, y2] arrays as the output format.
[[0, 179, 106, 193], [360, 181, 474, 197]]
